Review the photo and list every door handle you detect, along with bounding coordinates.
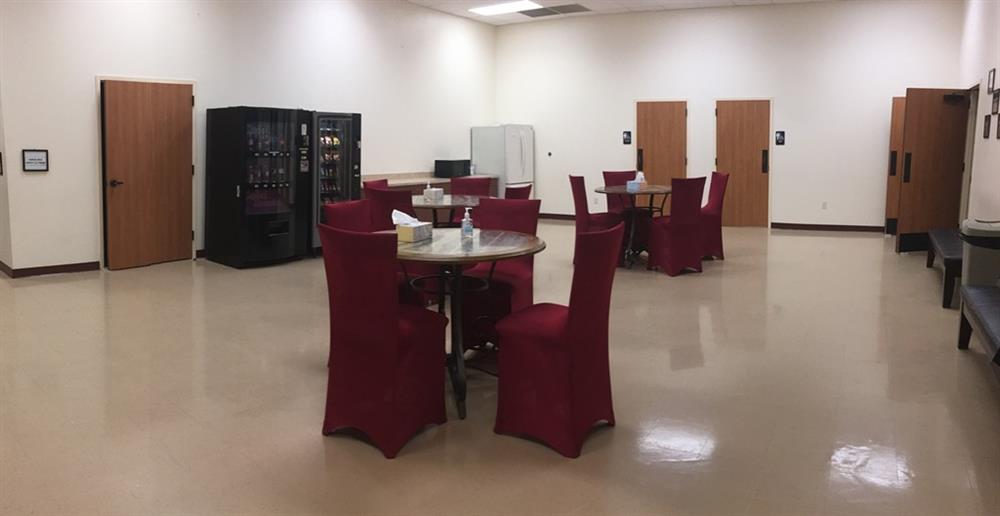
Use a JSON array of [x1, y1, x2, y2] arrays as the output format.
[[637, 148, 644, 171], [889, 151, 897, 177], [903, 152, 912, 183], [761, 149, 769, 174], [109, 179, 125, 187]]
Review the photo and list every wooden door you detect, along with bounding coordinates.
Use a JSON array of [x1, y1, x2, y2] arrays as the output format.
[[716, 100, 770, 227], [884, 97, 906, 234], [102, 80, 193, 269], [636, 101, 686, 186], [896, 88, 970, 252]]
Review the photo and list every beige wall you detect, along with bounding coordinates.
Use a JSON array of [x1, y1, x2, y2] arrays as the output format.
[[0, 0, 496, 269], [495, 0, 965, 222], [961, 0, 1000, 221]]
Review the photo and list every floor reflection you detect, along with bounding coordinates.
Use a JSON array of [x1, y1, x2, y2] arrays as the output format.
[[638, 421, 716, 464], [829, 443, 913, 490]]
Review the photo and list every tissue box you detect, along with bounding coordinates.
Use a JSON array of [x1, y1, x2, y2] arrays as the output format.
[[626, 180, 642, 193], [423, 187, 444, 201], [396, 222, 433, 242]]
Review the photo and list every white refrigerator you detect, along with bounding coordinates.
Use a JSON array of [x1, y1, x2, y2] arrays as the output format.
[[470, 125, 534, 197]]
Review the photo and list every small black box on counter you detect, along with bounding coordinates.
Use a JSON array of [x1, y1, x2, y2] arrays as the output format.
[[434, 159, 470, 178]]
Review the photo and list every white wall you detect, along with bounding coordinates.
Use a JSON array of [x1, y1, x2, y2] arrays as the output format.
[[495, 0, 964, 222], [960, 0, 1000, 220], [0, 0, 495, 269]]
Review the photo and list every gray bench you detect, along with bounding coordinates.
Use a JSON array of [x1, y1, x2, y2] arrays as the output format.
[[958, 285, 1000, 365], [927, 229, 962, 308]]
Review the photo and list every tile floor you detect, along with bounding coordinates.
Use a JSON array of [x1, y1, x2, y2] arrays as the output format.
[[2, 221, 999, 515]]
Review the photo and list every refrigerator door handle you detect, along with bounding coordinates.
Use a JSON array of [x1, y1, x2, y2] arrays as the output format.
[[236, 185, 241, 198]]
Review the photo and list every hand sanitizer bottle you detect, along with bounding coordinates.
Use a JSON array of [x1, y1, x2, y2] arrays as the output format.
[[461, 207, 474, 239]]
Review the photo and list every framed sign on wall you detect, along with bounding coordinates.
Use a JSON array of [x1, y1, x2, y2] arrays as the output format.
[[22, 149, 48, 172]]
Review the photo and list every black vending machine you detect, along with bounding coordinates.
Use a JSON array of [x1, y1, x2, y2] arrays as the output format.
[[311, 112, 361, 252], [205, 106, 313, 268]]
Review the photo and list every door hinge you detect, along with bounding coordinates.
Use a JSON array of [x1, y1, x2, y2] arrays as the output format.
[[715, 158, 718, 166], [191, 230, 194, 241], [191, 164, 195, 176], [715, 108, 717, 116], [685, 108, 688, 116], [684, 157, 688, 166], [191, 95, 195, 106]]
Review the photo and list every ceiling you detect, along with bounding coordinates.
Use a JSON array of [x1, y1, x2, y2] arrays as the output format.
[[407, 0, 829, 26]]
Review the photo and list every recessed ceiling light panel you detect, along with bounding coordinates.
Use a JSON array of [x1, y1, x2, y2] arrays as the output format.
[[469, 0, 542, 16]]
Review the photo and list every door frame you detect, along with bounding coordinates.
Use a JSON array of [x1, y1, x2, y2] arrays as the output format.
[[95, 76, 197, 268], [714, 97, 774, 227], [959, 84, 979, 222]]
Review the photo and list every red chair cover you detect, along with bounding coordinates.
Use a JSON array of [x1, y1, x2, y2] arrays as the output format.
[[317, 225, 447, 458], [569, 175, 621, 233], [647, 177, 706, 276], [602, 170, 650, 259], [602, 170, 636, 215], [450, 176, 492, 223], [362, 188, 437, 306], [362, 178, 390, 191], [322, 200, 372, 232], [462, 198, 542, 348], [504, 184, 532, 199], [365, 187, 415, 231], [702, 171, 729, 259], [494, 223, 624, 457]]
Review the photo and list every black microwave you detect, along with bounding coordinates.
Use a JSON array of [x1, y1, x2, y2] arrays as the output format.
[[434, 159, 471, 178]]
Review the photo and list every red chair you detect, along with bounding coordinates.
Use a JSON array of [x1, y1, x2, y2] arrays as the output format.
[[462, 198, 542, 348], [317, 225, 447, 458], [362, 178, 390, 191], [569, 175, 621, 233], [647, 177, 706, 276], [323, 200, 372, 232], [601, 170, 636, 215], [494, 223, 625, 458], [504, 184, 532, 199], [365, 187, 415, 231], [450, 176, 492, 223], [363, 188, 439, 306], [603, 170, 651, 260], [702, 172, 730, 260]]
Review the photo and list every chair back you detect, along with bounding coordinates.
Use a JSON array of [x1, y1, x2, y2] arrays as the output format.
[[704, 171, 729, 216], [602, 170, 636, 214], [569, 175, 592, 232], [365, 188, 415, 231], [669, 177, 706, 225], [322, 200, 372, 232], [451, 176, 491, 197], [475, 198, 541, 235], [362, 179, 390, 191], [504, 184, 532, 200], [567, 223, 625, 414], [317, 225, 399, 406]]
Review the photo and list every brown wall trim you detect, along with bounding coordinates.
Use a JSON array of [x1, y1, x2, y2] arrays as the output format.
[[0, 259, 12, 278], [5, 261, 100, 278], [771, 222, 885, 233], [540, 213, 575, 221]]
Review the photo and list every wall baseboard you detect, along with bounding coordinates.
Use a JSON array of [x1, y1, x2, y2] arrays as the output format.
[[2, 260, 101, 279], [195, 249, 206, 258], [540, 213, 575, 221], [771, 222, 885, 233]]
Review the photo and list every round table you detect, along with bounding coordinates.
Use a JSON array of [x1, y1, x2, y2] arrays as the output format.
[[594, 184, 672, 268], [411, 194, 485, 227], [397, 228, 546, 419]]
